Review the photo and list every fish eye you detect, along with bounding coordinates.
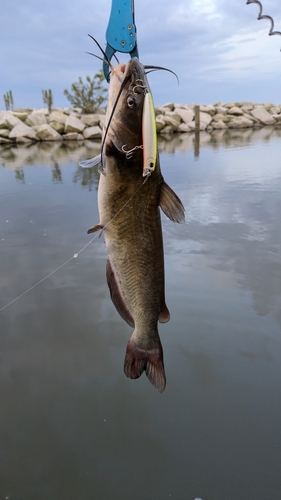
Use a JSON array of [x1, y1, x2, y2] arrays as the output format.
[[127, 96, 136, 108]]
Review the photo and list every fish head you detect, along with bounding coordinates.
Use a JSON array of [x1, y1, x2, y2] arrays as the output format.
[[105, 58, 149, 153]]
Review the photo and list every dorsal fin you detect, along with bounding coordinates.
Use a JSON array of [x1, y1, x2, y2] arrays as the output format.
[[159, 181, 185, 223], [106, 259, 135, 328]]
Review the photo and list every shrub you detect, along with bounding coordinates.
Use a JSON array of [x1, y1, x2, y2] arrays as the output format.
[[3, 90, 14, 110], [42, 89, 53, 113], [63, 70, 107, 113]]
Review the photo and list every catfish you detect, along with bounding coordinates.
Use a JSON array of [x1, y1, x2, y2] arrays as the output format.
[[80, 58, 185, 392]]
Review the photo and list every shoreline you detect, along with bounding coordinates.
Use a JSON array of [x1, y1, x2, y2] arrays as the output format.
[[0, 101, 281, 144]]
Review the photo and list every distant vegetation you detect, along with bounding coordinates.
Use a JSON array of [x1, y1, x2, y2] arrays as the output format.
[[3, 90, 14, 110], [3, 71, 108, 114], [63, 70, 107, 113], [42, 89, 53, 113]]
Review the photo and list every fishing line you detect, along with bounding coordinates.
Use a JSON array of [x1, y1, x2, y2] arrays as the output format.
[[0, 176, 148, 313]]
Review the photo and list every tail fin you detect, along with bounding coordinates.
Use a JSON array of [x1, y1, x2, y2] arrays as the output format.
[[124, 335, 166, 393]]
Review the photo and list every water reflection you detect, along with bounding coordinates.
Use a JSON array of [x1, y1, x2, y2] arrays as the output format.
[[1, 128, 281, 499]]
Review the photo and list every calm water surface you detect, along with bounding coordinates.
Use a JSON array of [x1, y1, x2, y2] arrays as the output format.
[[1, 127, 281, 500]]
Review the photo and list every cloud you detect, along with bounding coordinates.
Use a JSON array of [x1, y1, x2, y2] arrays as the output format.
[[0, 0, 280, 108]]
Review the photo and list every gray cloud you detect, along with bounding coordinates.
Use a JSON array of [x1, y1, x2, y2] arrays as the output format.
[[1, 0, 281, 108]]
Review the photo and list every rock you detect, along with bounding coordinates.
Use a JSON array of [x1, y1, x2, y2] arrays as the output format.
[[212, 120, 228, 129], [251, 107, 276, 125], [156, 117, 165, 132], [200, 104, 216, 116], [83, 126, 102, 139], [228, 106, 244, 116], [49, 110, 67, 124], [199, 112, 212, 127], [0, 137, 12, 144], [160, 125, 174, 135], [49, 121, 65, 134], [13, 107, 33, 113], [228, 117, 254, 128], [63, 132, 79, 141], [26, 113, 47, 127], [32, 108, 49, 115], [0, 111, 23, 130], [269, 106, 280, 115], [162, 102, 174, 111], [64, 114, 86, 133], [163, 115, 180, 130], [9, 123, 38, 141], [177, 123, 192, 133], [212, 113, 230, 123], [36, 124, 62, 141], [12, 111, 29, 121], [215, 106, 228, 114], [174, 107, 194, 123], [0, 128, 10, 138], [241, 104, 254, 112], [80, 114, 100, 127], [224, 102, 236, 108], [165, 111, 182, 123]]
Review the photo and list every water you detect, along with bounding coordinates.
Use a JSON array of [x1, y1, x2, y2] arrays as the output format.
[[1, 127, 281, 500]]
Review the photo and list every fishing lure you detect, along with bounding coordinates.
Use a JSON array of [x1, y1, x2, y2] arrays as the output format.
[[142, 91, 157, 177]]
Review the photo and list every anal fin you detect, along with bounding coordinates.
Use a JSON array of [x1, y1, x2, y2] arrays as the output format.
[[106, 259, 135, 328]]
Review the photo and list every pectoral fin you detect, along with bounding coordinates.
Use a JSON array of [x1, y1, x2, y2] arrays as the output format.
[[79, 154, 101, 169], [106, 259, 135, 328], [159, 181, 185, 223], [87, 224, 104, 234]]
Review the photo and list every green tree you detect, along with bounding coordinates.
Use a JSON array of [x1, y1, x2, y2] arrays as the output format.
[[63, 70, 107, 114]]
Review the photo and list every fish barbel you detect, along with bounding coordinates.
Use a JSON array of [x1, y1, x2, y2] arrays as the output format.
[[82, 58, 185, 392]]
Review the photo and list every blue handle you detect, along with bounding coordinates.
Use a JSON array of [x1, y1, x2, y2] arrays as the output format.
[[106, 0, 137, 53]]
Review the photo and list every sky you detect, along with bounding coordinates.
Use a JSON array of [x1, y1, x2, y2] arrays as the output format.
[[1, 0, 281, 110]]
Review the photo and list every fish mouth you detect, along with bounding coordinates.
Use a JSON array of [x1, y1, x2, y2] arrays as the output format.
[[118, 58, 148, 92]]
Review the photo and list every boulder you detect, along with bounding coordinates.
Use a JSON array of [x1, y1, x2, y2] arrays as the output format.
[[160, 125, 174, 135], [12, 111, 29, 121], [156, 117, 165, 132], [215, 106, 228, 115], [251, 107, 276, 125], [162, 102, 174, 111], [174, 107, 194, 123], [49, 121, 65, 134], [63, 132, 79, 141], [163, 115, 180, 130], [200, 104, 216, 116], [83, 126, 102, 139], [228, 106, 244, 116], [9, 123, 38, 140], [80, 114, 100, 127], [49, 110, 67, 124], [212, 120, 228, 129], [199, 112, 212, 127], [36, 124, 62, 141], [0, 129, 10, 138], [228, 117, 254, 128], [26, 113, 47, 127], [177, 123, 192, 133], [0, 111, 23, 130], [64, 114, 86, 133]]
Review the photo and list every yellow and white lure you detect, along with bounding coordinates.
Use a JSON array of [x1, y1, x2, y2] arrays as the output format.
[[142, 91, 157, 178]]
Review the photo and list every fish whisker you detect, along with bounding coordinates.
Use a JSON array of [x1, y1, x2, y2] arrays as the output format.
[[143, 65, 179, 84]]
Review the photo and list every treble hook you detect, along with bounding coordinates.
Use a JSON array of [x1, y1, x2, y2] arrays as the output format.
[[122, 144, 143, 159]]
